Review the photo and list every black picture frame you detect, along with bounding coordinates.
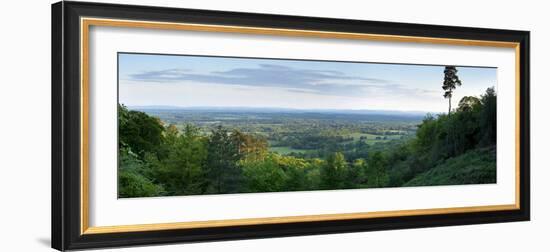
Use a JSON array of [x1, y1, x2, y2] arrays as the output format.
[[52, 1, 530, 251]]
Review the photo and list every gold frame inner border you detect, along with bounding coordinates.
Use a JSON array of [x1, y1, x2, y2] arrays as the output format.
[[80, 17, 521, 235]]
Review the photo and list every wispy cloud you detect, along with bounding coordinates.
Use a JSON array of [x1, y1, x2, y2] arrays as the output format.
[[127, 64, 437, 98]]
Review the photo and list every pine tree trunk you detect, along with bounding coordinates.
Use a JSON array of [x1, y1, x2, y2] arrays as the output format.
[[448, 97, 451, 114]]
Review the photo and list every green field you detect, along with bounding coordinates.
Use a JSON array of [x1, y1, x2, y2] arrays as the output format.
[[268, 132, 407, 155], [344, 132, 405, 145], [269, 146, 308, 155]]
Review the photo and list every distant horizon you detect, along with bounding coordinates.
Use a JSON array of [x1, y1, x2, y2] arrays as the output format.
[[119, 53, 497, 113], [125, 104, 436, 114]]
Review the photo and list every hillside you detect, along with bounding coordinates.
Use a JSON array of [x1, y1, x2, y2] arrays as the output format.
[[117, 87, 497, 197], [404, 147, 496, 187]]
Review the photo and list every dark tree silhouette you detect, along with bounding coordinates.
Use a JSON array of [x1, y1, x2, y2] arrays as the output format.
[[442, 66, 462, 114]]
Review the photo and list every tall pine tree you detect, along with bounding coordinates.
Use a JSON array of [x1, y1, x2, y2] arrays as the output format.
[[442, 66, 462, 114]]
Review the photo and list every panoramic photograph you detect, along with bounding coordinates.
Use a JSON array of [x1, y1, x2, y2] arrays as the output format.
[[117, 52, 497, 198]]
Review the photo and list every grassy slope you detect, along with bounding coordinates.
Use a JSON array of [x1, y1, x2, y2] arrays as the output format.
[[404, 148, 496, 187]]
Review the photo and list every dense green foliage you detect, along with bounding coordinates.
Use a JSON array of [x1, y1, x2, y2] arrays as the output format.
[[118, 87, 497, 198], [404, 148, 496, 186]]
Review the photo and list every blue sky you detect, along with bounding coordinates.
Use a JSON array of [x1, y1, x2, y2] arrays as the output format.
[[118, 53, 497, 113]]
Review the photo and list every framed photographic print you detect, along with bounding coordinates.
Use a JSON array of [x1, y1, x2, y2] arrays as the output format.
[[52, 1, 530, 250]]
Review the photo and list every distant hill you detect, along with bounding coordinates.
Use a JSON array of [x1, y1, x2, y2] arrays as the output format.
[[128, 105, 434, 117]]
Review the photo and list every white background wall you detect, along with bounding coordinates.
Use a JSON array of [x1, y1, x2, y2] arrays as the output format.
[[0, 0, 546, 251]]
